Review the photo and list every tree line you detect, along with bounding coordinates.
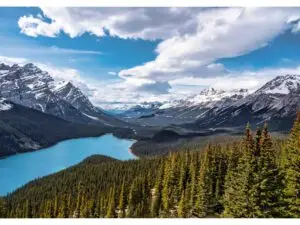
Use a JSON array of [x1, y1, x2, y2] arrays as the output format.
[[0, 113, 299, 218]]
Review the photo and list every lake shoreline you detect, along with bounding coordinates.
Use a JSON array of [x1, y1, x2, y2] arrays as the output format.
[[0, 134, 135, 196], [0, 131, 108, 160], [128, 146, 139, 159]]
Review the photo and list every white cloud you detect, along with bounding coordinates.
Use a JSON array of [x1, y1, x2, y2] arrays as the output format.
[[134, 81, 171, 94], [14, 7, 300, 108], [120, 8, 300, 82], [89, 65, 300, 108], [18, 15, 60, 37], [170, 66, 300, 93], [18, 7, 202, 39], [18, 8, 300, 82]]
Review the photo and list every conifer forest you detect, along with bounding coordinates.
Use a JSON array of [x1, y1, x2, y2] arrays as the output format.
[[0, 113, 299, 218]]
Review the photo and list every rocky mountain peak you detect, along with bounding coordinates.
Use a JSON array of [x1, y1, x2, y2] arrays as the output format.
[[0, 63, 10, 70], [256, 74, 300, 95], [22, 63, 42, 72], [0, 61, 101, 123], [11, 64, 21, 70]]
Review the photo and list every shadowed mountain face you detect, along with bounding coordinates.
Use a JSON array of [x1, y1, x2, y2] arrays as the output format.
[[0, 98, 115, 158]]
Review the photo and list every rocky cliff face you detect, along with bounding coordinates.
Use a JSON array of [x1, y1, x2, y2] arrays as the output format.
[[0, 62, 124, 126]]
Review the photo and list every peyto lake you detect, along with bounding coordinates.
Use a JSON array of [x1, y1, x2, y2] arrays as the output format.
[[0, 134, 136, 196]]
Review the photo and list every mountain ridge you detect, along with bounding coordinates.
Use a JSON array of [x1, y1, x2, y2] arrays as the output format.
[[0, 62, 127, 127], [121, 74, 300, 132]]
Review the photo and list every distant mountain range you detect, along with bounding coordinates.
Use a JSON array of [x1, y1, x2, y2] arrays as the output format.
[[122, 75, 300, 132]]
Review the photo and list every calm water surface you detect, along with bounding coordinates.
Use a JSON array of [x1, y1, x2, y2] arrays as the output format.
[[0, 134, 135, 196]]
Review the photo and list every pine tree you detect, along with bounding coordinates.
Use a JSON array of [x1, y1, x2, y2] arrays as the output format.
[[53, 195, 59, 217], [282, 112, 300, 217], [223, 124, 255, 217], [88, 199, 97, 218], [178, 191, 188, 218], [247, 128, 263, 217], [79, 192, 88, 217], [195, 146, 211, 217], [222, 143, 242, 217], [151, 164, 164, 217], [256, 124, 283, 217], [162, 157, 171, 213], [118, 180, 126, 218], [161, 153, 178, 215], [98, 196, 105, 218], [141, 174, 151, 217], [178, 152, 188, 198], [187, 153, 197, 214], [74, 181, 84, 218], [246, 125, 284, 217], [58, 194, 69, 218], [214, 147, 227, 214], [0, 198, 6, 218], [25, 200, 33, 218], [106, 187, 116, 218]]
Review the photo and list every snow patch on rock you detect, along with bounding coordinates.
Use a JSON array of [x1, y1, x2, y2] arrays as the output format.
[[0, 98, 12, 111]]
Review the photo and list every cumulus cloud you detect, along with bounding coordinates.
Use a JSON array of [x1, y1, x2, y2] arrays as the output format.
[[15, 7, 300, 107], [89, 64, 300, 108], [170, 66, 300, 93], [18, 8, 300, 79], [18, 15, 60, 38], [135, 81, 171, 94], [120, 8, 300, 81], [18, 7, 202, 39]]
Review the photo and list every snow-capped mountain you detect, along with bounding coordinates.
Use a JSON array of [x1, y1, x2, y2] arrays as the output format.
[[0, 62, 122, 126], [160, 88, 249, 109], [124, 75, 299, 131], [123, 88, 250, 126], [256, 74, 300, 95], [185, 74, 300, 131], [52, 81, 98, 114]]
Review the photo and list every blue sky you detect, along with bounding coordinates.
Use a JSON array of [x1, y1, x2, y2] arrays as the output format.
[[218, 31, 300, 70], [0, 7, 158, 82], [1, 7, 300, 108]]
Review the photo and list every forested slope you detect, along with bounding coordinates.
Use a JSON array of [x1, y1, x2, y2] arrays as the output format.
[[0, 113, 299, 218]]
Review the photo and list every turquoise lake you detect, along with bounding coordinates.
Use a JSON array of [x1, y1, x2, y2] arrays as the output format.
[[0, 134, 136, 196]]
